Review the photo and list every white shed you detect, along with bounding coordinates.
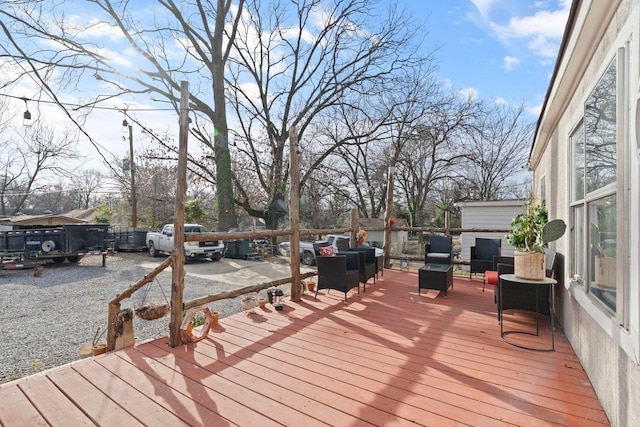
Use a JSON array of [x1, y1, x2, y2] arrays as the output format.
[[457, 199, 525, 261]]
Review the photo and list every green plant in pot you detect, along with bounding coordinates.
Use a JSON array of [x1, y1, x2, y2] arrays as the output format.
[[506, 197, 566, 280]]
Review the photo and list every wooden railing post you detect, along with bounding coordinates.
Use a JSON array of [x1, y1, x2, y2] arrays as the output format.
[[168, 81, 189, 348], [383, 166, 394, 268], [350, 208, 358, 247], [289, 126, 301, 302], [106, 302, 120, 351]]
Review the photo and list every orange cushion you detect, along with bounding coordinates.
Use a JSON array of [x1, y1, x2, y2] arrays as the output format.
[[485, 270, 499, 286]]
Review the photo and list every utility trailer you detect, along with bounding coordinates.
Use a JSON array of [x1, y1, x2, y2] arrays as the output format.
[[0, 224, 110, 269], [108, 227, 149, 252]]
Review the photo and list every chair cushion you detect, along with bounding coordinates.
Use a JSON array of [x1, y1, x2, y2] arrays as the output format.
[[485, 270, 498, 286], [318, 245, 336, 257], [426, 252, 449, 259]]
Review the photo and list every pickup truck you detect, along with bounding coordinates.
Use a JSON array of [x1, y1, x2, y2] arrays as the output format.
[[146, 224, 225, 261], [278, 241, 316, 265], [280, 234, 383, 266]]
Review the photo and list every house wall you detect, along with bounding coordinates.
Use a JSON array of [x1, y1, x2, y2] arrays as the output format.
[[531, 2, 640, 426], [458, 200, 525, 260]]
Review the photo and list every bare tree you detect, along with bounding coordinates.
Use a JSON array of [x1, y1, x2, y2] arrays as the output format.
[[395, 91, 482, 234], [461, 102, 533, 200], [72, 170, 103, 209], [0, 0, 245, 230], [226, 0, 427, 229], [0, 124, 78, 215]]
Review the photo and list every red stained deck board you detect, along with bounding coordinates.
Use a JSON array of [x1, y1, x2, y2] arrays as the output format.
[[18, 375, 91, 426], [248, 305, 597, 404], [0, 385, 49, 426], [130, 343, 332, 427], [71, 360, 190, 426], [47, 367, 144, 425], [153, 337, 464, 426], [208, 321, 528, 426], [158, 338, 415, 426], [221, 311, 606, 426], [0, 269, 610, 427], [96, 350, 248, 426]]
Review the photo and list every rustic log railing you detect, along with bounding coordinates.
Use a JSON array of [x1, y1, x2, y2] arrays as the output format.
[[106, 225, 351, 351], [106, 224, 511, 350]]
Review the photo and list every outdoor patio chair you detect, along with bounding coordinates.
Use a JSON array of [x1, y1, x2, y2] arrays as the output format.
[[424, 235, 453, 265], [470, 237, 501, 280], [335, 237, 350, 252], [313, 242, 360, 302], [346, 247, 377, 290]]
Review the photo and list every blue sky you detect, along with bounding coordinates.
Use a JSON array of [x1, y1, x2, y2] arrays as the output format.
[[400, 0, 570, 115], [3, 0, 571, 172]]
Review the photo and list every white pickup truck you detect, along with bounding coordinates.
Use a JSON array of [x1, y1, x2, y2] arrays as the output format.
[[146, 224, 225, 262]]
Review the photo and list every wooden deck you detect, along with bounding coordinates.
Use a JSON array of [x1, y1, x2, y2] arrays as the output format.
[[0, 269, 610, 426]]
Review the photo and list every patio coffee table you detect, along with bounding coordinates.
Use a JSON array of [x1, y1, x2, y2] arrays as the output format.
[[418, 263, 453, 297]]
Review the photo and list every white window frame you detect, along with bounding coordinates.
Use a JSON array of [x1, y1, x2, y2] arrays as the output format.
[[566, 36, 638, 362]]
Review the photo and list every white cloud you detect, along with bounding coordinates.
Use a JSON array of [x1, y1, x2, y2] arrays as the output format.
[[77, 19, 125, 43], [440, 77, 453, 89], [527, 102, 543, 116], [458, 86, 479, 100], [503, 55, 520, 71], [494, 97, 507, 105], [489, 4, 570, 59], [469, 0, 499, 17]]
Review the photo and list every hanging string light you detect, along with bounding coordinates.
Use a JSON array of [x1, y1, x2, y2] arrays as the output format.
[[122, 110, 129, 131], [21, 97, 32, 127]]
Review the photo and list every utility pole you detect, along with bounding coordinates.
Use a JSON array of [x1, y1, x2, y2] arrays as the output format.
[[128, 124, 137, 227]]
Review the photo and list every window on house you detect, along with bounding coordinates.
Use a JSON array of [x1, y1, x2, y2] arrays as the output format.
[[571, 57, 618, 313]]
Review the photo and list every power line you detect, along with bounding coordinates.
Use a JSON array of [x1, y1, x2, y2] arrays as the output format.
[[0, 92, 179, 112]]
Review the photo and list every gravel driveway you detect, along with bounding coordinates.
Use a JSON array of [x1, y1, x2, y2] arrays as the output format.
[[0, 252, 307, 384]]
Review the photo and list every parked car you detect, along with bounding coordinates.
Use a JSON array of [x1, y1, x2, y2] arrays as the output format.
[[279, 241, 317, 265]]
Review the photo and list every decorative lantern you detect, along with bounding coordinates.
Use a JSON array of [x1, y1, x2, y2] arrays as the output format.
[[273, 288, 284, 311]]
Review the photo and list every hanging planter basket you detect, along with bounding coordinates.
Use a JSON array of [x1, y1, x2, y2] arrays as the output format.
[[514, 250, 545, 280], [135, 302, 170, 320]]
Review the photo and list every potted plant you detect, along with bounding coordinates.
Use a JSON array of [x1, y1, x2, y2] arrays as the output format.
[[506, 196, 566, 280], [306, 280, 316, 292]]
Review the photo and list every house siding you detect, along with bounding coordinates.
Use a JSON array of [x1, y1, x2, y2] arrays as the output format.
[[458, 200, 524, 260], [532, 1, 640, 426]]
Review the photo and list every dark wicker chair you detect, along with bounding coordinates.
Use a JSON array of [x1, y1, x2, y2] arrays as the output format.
[[313, 242, 360, 302], [346, 247, 377, 290], [424, 235, 453, 265], [375, 253, 384, 279], [335, 237, 350, 252], [470, 238, 501, 279]]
